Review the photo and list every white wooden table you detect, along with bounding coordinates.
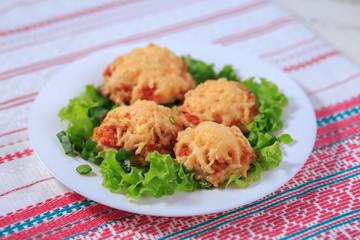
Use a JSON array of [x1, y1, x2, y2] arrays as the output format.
[[274, 0, 360, 65]]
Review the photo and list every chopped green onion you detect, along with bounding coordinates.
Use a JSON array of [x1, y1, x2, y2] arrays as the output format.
[[169, 115, 177, 126], [70, 135, 86, 152], [81, 151, 90, 161], [278, 134, 293, 144], [115, 149, 131, 173], [84, 139, 97, 151], [88, 107, 108, 126], [56, 131, 76, 157], [121, 159, 131, 173], [116, 148, 130, 162], [94, 156, 104, 166], [80, 139, 97, 160], [76, 164, 92, 175]]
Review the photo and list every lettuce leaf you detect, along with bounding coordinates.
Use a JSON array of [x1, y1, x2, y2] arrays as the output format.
[[57, 56, 291, 196], [222, 141, 282, 188], [219, 78, 288, 188], [182, 55, 217, 85], [243, 77, 288, 134], [278, 134, 293, 144], [217, 65, 241, 82], [100, 150, 197, 198], [58, 85, 113, 154], [182, 55, 241, 85]]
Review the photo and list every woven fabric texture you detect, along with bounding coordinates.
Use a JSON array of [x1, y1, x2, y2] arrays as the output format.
[[0, 0, 359, 239]]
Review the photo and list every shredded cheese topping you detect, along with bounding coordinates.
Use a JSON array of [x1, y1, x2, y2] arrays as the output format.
[[101, 43, 195, 106], [174, 121, 257, 187], [178, 78, 258, 133], [93, 100, 183, 166]]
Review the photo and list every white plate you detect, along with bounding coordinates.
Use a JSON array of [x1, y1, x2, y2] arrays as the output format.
[[28, 40, 317, 217]]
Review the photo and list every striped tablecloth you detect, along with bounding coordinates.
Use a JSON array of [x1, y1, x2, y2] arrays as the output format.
[[1, 0, 360, 239]]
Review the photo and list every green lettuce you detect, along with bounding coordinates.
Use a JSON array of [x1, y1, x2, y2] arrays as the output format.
[[58, 85, 113, 154], [57, 56, 292, 196], [100, 150, 197, 198], [182, 55, 217, 85], [244, 77, 288, 134], [243, 77, 289, 155], [221, 77, 289, 188], [182, 56, 290, 189], [182, 55, 240, 85], [217, 65, 241, 82], [222, 141, 282, 188]]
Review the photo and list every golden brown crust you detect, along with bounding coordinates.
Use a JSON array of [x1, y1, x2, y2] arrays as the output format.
[[174, 121, 257, 187], [101, 43, 195, 106], [93, 100, 183, 166], [178, 78, 258, 133]]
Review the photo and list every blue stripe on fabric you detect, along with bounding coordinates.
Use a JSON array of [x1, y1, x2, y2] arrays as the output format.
[[317, 122, 360, 140], [64, 214, 137, 240], [159, 167, 360, 240], [317, 106, 360, 127], [2, 107, 358, 238], [301, 216, 360, 240], [176, 171, 360, 240], [160, 133, 360, 240], [312, 133, 360, 152], [33, 210, 112, 239], [280, 209, 360, 240], [0, 200, 93, 236]]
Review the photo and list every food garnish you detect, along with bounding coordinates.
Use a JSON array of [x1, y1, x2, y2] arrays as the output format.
[[57, 46, 291, 198]]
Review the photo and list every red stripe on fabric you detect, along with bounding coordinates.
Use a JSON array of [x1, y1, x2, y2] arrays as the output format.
[[0, 92, 38, 105], [0, 98, 35, 111], [51, 210, 133, 239], [9, 204, 131, 239], [86, 214, 172, 238], [317, 112, 360, 139], [0, 0, 45, 14], [315, 94, 360, 119], [325, 221, 360, 240], [0, 149, 33, 164], [90, 163, 359, 239], [0, 192, 86, 226], [307, 72, 360, 96], [0, 0, 201, 54], [295, 201, 360, 239], [175, 177, 360, 239], [90, 216, 158, 238], [0, 128, 27, 138], [0, 0, 143, 47], [0, 177, 54, 197], [271, 42, 329, 65], [282, 50, 339, 72], [6, 203, 103, 238], [315, 143, 357, 167], [0, 0, 269, 81], [259, 37, 318, 58], [314, 123, 360, 150], [0, 0, 143, 37], [303, 143, 360, 181], [0, 138, 30, 149], [213, 18, 295, 45], [0, 49, 90, 81], [171, 159, 360, 238], [118, 216, 168, 238]]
